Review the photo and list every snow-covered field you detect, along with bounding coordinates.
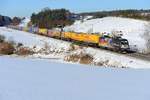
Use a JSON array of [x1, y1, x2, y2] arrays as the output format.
[[64, 17, 149, 53], [1, 22, 150, 100], [0, 27, 150, 68], [0, 56, 150, 100]]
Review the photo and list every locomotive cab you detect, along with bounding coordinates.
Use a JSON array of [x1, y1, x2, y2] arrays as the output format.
[[112, 37, 130, 52], [120, 39, 130, 50]]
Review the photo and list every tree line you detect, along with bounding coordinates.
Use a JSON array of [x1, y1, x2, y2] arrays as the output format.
[[31, 8, 75, 29], [80, 9, 150, 20], [1, 9, 150, 27], [0, 15, 23, 26]]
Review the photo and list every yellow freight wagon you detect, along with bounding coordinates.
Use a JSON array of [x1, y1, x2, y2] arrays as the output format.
[[78, 33, 87, 41], [81, 34, 99, 44], [63, 32, 100, 44], [52, 31, 61, 38], [38, 28, 48, 35], [70, 32, 82, 41], [64, 32, 73, 39], [69, 32, 99, 44], [23, 27, 29, 32]]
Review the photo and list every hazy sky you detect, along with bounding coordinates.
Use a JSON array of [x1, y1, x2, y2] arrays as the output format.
[[0, 0, 150, 17]]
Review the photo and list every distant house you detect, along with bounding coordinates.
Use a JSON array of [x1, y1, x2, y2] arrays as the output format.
[[0, 15, 12, 26], [67, 13, 82, 20]]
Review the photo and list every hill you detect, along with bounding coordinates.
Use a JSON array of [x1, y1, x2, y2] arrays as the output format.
[[64, 17, 149, 53], [0, 15, 12, 26]]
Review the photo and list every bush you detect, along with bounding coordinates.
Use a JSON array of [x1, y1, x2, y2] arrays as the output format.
[[16, 47, 34, 55], [65, 53, 93, 64], [79, 54, 93, 64], [0, 42, 15, 55], [69, 44, 82, 51], [17, 42, 23, 48], [65, 54, 80, 62], [94, 60, 109, 67]]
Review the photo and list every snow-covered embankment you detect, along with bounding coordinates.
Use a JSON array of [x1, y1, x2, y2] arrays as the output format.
[[1, 27, 150, 68]]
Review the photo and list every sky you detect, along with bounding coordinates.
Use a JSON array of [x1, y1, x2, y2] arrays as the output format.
[[0, 0, 150, 17]]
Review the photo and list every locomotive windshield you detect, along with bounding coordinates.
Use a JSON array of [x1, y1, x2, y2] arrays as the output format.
[[121, 40, 128, 45], [120, 39, 129, 49]]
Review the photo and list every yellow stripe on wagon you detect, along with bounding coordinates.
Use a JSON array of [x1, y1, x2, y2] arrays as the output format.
[[38, 28, 48, 35]]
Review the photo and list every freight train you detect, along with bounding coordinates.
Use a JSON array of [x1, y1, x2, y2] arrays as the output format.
[[8, 26, 130, 53]]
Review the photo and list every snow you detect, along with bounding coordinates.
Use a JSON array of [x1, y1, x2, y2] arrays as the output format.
[[68, 47, 150, 69], [1, 27, 150, 68], [0, 27, 72, 60], [19, 17, 30, 27], [0, 27, 70, 50], [64, 17, 149, 53], [83, 15, 93, 20], [0, 26, 150, 99], [0, 56, 150, 100]]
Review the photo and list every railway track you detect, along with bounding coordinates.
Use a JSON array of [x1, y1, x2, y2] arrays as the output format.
[[8, 27, 150, 62], [75, 41, 150, 62], [84, 43, 150, 62], [127, 53, 150, 61]]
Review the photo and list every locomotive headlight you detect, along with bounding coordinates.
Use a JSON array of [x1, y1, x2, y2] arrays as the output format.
[[121, 45, 126, 48], [121, 45, 124, 48], [121, 45, 128, 48]]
